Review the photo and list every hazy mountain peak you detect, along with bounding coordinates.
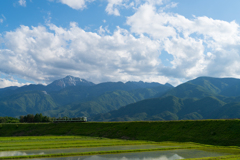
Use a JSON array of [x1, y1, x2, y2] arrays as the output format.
[[164, 83, 173, 87], [125, 81, 166, 89], [47, 75, 95, 91]]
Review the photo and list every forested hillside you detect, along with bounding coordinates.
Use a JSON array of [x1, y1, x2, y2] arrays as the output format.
[[0, 76, 172, 118], [92, 77, 240, 121]]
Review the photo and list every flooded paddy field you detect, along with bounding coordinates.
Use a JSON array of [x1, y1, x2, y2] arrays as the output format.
[[19, 149, 234, 160], [0, 144, 181, 157], [0, 136, 239, 160]]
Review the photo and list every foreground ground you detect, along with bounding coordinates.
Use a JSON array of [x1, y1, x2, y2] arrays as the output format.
[[1, 120, 240, 159], [0, 136, 240, 159], [1, 120, 240, 146]]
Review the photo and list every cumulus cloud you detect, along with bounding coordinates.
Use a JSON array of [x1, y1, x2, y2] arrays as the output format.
[[58, 0, 94, 10], [105, 0, 124, 16], [0, 78, 29, 88], [105, 0, 165, 16], [2, 0, 240, 87], [126, 1, 240, 81], [127, 4, 177, 39], [18, 0, 26, 7], [0, 22, 167, 84]]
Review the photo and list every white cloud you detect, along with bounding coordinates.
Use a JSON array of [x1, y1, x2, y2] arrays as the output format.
[[18, 0, 26, 7], [126, 1, 240, 81], [2, 1, 240, 86], [105, 0, 123, 16], [0, 22, 168, 84], [160, 2, 178, 11], [58, 0, 94, 10], [0, 78, 28, 88], [104, 0, 164, 16], [98, 26, 110, 35], [105, 0, 138, 16], [0, 14, 6, 23], [127, 4, 177, 39]]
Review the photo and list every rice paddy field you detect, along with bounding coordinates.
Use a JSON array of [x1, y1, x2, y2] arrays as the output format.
[[1, 120, 240, 159], [0, 136, 239, 159]]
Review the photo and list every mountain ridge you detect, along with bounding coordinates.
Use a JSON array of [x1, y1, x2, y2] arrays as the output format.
[[0, 75, 173, 118], [91, 76, 240, 121], [2, 76, 240, 121]]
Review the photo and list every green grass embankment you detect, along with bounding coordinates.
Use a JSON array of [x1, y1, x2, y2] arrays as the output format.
[[1, 119, 240, 146], [0, 136, 165, 151]]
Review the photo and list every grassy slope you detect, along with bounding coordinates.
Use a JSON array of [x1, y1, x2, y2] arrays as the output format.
[[1, 120, 240, 146]]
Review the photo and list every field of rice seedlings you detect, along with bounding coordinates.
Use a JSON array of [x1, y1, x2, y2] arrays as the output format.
[[0, 136, 240, 159], [0, 136, 201, 151]]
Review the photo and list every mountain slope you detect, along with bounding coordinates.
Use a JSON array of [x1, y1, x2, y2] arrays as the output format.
[[0, 76, 172, 118], [49, 81, 172, 106], [43, 85, 172, 117], [0, 91, 57, 117], [91, 96, 229, 121], [46, 75, 95, 91], [163, 77, 240, 99]]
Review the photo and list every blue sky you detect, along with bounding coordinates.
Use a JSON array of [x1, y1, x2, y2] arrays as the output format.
[[1, 0, 240, 87]]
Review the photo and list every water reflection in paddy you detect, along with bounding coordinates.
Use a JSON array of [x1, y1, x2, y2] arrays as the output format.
[[0, 151, 44, 157], [0, 145, 177, 157], [23, 149, 232, 160]]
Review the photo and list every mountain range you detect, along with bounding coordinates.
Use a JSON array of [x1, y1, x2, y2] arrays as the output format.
[[2, 76, 240, 121], [0, 76, 172, 118], [91, 77, 240, 121]]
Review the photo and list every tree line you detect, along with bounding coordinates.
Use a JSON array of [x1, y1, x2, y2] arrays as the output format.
[[19, 113, 51, 123], [0, 114, 52, 123], [0, 117, 19, 123]]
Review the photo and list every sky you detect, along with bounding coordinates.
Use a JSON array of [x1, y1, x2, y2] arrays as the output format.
[[1, 0, 240, 87]]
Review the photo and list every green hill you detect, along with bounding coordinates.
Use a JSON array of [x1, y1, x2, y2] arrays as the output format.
[[0, 78, 172, 118], [91, 96, 233, 121], [43, 86, 171, 117], [91, 76, 240, 121], [0, 91, 57, 117], [3, 76, 240, 121], [163, 77, 240, 99]]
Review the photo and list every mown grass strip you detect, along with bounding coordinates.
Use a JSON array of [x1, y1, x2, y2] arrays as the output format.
[[0, 136, 89, 141], [0, 137, 203, 151], [0, 146, 201, 159], [0, 139, 179, 145], [0, 141, 154, 147], [0, 142, 164, 151]]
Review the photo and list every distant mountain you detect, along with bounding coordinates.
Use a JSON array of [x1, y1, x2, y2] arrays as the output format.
[[46, 75, 95, 91], [5, 75, 240, 121], [48, 81, 172, 107], [0, 91, 57, 117], [163, 77, 240, 99], [0, 76, 95, 98], [91, 96, 230, 121], [91, 76, 240, 121], [0, 76, 172, 118], [125, 81, 172, 89], [44, 85, 172, 117]]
